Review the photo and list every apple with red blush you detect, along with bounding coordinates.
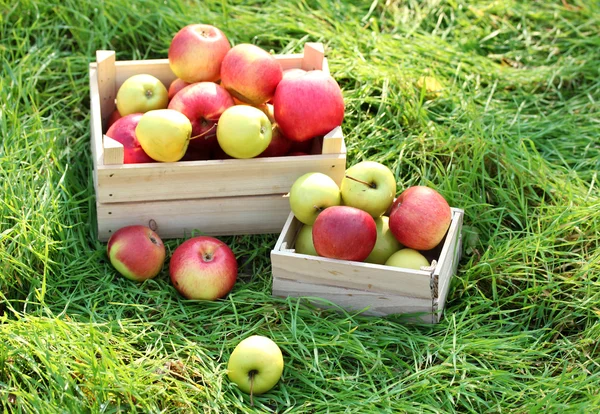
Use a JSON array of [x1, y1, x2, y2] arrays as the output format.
[[105, 113, 156, 164], [168, 78, 190, 101]]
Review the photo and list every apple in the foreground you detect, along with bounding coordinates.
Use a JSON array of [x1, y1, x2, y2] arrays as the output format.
[[168, 82, 234, 152], [389, 186, 452, 251], [169, 236, 238, 300], [273, 70, 344, 142], [227, 335, 284, 398], [364, 216, 402, 265], [135, 109, 192, 162], [116, 74, 169, 116], [220, 43, 283, 105], [168, 24, 231, 83], [340, 161, 396, 218], [289, 172, 341, 225], [107, 225, 166, 282], [385, 248, 431, 270], [312, 206, 377, 261], [168, 78, 190, 100], [216, 105, 272, 159], [294, 224, 317, 256], [105, 113, 156, 164]]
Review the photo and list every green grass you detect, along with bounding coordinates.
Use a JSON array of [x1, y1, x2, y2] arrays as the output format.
[[1, 0, 599, 412]]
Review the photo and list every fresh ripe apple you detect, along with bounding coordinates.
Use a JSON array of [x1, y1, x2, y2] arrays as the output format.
[[340, 161, 396, 218], [220, 43, 283, 105], [273, 70, 344, 142], [168, 82, 234, 153], [282, 68, 307, 80], [364, 216, 403, 265], [105, 113, 156, 164], [106, 109, 122, 130], [168, 78, 190, 100], [168, 24, 231, 83], [389, 186, 452, 251], [312, 206, 377, 261], [227, 335, 284, 398], [289, 172, 341, 225], [294, 224, 317, 256], [258, 125, 292, 157], [135, 109, 192, 162], [116, 74, 169, 116], [216, 105, 272, 159], [289, 137, 314, 154], [107, 225, 166, 282], [385, 248, 430, 270], [169, 236, 238, 300]]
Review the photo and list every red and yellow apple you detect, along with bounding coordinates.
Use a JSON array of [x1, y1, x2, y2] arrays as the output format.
[[168, 78, 191, 100], [105, 113, 156, 164]]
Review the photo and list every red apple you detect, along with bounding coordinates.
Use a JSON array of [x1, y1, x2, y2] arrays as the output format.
[[105, 113, 156, 164], [289, 137, 315, 154], [168, 82, 234, 152], [168, 24, 231, 83], [258, 126, 293, 157], [389, 186, 452, 251], [107, 109, 122, 130], [107, 225, 166, 282], [220, 43, 283, 105], [273, 70, 344, 142], [312, 206, 377, 262], [169, 236, 238, 300], [168, 78, 191, 100]]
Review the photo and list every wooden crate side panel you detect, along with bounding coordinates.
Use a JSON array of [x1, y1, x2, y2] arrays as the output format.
[[273, 212, 301, 252], [115, 59, 176, 90], [89, 67, 103, 189]]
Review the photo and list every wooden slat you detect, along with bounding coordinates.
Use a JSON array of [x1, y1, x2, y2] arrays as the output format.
[[114, 59, 176, 90], [301, 43, 325, 71], [322, 126, 344, 155], [95, 51, 116, 131], [434, 209, 464, 319], [273, 211, 300, 252], [89, 66, 103, 190], [102, 135, 124, 165], [274, 54, 304, 71]]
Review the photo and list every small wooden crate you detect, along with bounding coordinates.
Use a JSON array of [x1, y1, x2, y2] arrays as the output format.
[[271, 208, 464, 323], [88, 43, 346, 241]]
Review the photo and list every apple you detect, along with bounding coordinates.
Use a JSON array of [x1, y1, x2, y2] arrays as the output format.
[[168, 82, 234, 152], [169, 236, 238, 300], [105, 113, 156, 164], [364, 216, 402, 265], [312, 205, 377, 262], [258, 125, 292, 157], [289, 137, 315, 154], [135, 109, 192, 162], [389, 186, 452, 251], [340, 161, 396, 218], [168, 78, 190, 100], [107, 225, 166, 282], [294, 224, 317, 256], [115, 74, 169, 116], [220, 43, 283, 105], [168, 24, 231, 83], [273, 70, 344, 142], [289, 172, 341, 225], [385, 248, 430, 270], [227, 335, 284, 400], [106, 109, 122, 130], [216, 105, 272, 159]]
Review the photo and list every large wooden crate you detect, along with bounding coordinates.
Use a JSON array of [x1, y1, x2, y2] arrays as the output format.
[[89, 43, 346, 241], [271, 208, 464, 323]]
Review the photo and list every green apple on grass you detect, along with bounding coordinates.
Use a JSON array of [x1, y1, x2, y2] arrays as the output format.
[[340, 161, 396, 218], [216, 105, 272, 159], [289, 172, 341, 225], [364, 216, 402, 265], [116, 74, 169, 116], [385, 248, 430, 270]]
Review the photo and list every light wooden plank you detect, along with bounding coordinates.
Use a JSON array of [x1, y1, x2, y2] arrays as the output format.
[[301, 42, 325, 71], [115, 59, 176, 90], [322, 126, 344, 155], [274, 54, 304, 71], [89, 66, 103, 189], [273, 211, 300, 252], [103, 135, 124, 165], [96, 50, 116, 131], [434, 210, 464, 318]]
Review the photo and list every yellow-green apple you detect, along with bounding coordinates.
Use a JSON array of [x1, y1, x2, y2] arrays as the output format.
[[254, 103, 293, 157], [385, 248, 430, 270], [107, 109, 122, 130], [105, 113, 156, 164], [169, 236, 238, 300], [107, 225, 166, 282], [289, 172, 341, 225], [227, 335, 284, 399], [220, 43, 283, 105], [216, 105, 272, 159], [389, 186, 452, 250], [168, 24, 231, 83], [364, 216, 402, 264], [312, 205, 377, 261], [273, 70, 344, 142], [168, 82, 234, 153], [135, 109, 192, 162], [116, 74, 169, 116], [340, 161, 396, 218], [294, 224, 317, 256], [168, 78, 190, 100]]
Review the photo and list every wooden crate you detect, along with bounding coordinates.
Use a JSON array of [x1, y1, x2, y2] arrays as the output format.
[[271, 208, 464, 323], [88, 43, 346, 241]]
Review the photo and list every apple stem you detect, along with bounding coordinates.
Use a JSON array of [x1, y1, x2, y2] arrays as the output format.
[[190, 123, 216, 141], [345, 175, 376, 189]]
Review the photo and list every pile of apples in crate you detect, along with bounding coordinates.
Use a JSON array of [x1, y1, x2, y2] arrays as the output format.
[[106, 23, 344, 163]]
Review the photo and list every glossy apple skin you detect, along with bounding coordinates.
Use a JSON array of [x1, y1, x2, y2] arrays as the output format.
[[289, 172, 341, 226], [220, 43, 283, 105], [116, 74, 169, 116], [169, 236, 238, 300], [168, 82, 234, 152], [106, 109, 122, 130], [364, 216, 402, 265], [389, 186, 452, 251], [273, 70, 344, 142], [385, 248, 430, 270], [340, 161, 397, 218], [107, 225, 166, 282], [312, 206, 377, 262], [294, 224, 317, 256], [105, 113, 156, 164], [168, 24, 231, 83], [168, 78, 191, 101]]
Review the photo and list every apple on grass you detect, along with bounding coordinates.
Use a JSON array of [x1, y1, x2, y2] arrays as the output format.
[[364, 216, 402, 265], [107, 225, 166, 282], [216, 105, 272, 159], [289, 172, 341, 225], [135, 109, 192, 162], [385, 248, 431, 271], [105, 113, 155, 164], [294, 224, 317, 256], [340, 161, 396, 218], [169, 236, 238, 300], [116, 74, 169, 116]]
